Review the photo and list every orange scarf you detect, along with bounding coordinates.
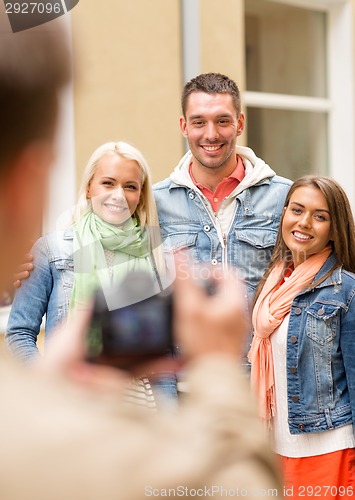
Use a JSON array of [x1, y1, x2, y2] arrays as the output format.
[[248, 247, 332, 421]]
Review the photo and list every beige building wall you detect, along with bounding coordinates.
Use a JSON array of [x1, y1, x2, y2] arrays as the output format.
[[71, 0, 183, 187]]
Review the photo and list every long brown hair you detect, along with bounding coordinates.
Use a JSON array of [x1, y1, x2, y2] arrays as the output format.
[[254, 175, 355, 304]]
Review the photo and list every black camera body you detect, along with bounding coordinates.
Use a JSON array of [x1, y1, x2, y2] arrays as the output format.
[[87, 271, 174, 370]]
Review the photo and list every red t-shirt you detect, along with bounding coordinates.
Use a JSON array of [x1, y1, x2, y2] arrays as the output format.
[[189, 156, 245, 212]]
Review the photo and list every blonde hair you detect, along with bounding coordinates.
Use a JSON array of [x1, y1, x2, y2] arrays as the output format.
[[74, 141, 166, 278]]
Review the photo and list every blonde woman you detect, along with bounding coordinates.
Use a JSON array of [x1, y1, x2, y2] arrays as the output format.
[[6, 141, 176, 407]]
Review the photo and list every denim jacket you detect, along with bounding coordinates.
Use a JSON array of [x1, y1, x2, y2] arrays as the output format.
[[286, 254, 355, 434], [153, 148, 291, 305], [6, 229, 74, 361]]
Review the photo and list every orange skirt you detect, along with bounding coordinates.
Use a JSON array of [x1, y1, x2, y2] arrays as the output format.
[[279, 449, 355, 499]]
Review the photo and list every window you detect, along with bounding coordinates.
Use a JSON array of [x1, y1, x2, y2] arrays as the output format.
[[247, 107, 328, 180], [244, 0, 355, 207], [246, 0, 327, 98]]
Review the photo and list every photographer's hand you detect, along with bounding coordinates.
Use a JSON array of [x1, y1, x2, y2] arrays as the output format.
[[37, 305, 129, 393], [132, 262, 249, 378], [174, 261, 249, 362]]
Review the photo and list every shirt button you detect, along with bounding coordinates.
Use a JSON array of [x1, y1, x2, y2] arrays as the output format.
[[291, 395, 299, 403], [318, 308, 325, 316], [294, 307, 302, 315], [213, 197, 218, 202], [188, 192, 195, 199], [298, 424, 305, 431], [203, 225, 211, 232], [211, 259, 218, 266], [290, 366, 297, 373], [290, 336, 297, 343]]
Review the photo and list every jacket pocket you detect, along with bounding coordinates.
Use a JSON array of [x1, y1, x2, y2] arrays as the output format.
[[52, 258, 74, 288], [163, 232, 198, 253], [235, 227, 277, 249], [53, 258, 74, 270], [306, 303, 341, 345]]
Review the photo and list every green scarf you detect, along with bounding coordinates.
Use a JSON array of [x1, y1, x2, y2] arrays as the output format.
[[70, 212, 153, 310]]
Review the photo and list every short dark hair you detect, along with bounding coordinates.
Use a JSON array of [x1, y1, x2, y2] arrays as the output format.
[[181, 73, 241, 117], [0, 27, 70, 175]]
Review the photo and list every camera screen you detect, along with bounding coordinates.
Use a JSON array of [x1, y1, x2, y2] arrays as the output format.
[[104, 297, 172, 353], [87, 291, 173, 368]]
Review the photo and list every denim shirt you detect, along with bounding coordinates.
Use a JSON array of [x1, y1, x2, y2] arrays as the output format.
[[154, 175, 291, 303], [286, 254, 355, 434], [6, 229, 74, 361]]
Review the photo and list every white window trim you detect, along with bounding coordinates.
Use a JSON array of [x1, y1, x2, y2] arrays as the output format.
[[243, 0, 355, 210], [181, 0, 200, 153], [268, 0, 346, 10], [327, 1, 355, 208], [244, 92, 332, 112], [181, 0, 200, 83]]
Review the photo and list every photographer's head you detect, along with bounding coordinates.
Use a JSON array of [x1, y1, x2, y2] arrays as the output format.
[[76, 142, 158, 229], [0, 27, 70, 173], [0, 25, 70, 288]]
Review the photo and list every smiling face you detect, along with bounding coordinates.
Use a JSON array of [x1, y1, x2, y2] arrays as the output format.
[[86, 154, 143, 226], [282, 186, 332, 267], [180, 91, 245, 174]]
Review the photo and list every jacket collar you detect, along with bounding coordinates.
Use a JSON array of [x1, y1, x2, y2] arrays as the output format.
[[301, 253, 342, 294], [293, 254, 341, 301], [168, 146, 275, 192]]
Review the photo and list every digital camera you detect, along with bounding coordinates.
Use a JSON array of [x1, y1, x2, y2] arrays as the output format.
[[86, 271, 174, 370]]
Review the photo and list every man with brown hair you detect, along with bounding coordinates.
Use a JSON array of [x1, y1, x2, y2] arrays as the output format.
[[154, 73, 291, 329]]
